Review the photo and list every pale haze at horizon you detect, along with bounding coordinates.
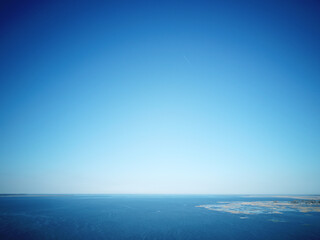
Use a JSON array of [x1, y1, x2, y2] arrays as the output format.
[[0, 1, 319, 194]]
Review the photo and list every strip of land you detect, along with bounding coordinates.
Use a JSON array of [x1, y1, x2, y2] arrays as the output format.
[[197, 197, 320, 215]]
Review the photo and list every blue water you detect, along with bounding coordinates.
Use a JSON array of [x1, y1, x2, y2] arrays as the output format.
[[0, 195, 319, 239]]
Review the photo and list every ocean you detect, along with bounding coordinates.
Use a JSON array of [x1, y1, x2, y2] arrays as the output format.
[[0, 195, 319, 239]]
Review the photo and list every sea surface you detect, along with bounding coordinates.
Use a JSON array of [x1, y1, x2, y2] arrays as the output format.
[[0, 195, 320, 240]]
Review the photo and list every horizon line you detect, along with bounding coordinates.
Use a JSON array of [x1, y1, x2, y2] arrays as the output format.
[[1, 193, 320, 196]]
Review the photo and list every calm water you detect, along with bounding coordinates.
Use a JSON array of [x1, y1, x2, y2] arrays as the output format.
[[0, 195, 319, 239]]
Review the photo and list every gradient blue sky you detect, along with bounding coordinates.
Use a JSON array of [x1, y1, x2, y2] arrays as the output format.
[[0, 0, 319, 194]]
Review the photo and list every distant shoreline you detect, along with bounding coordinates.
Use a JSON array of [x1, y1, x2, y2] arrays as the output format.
[[243, 195, 320, 200]]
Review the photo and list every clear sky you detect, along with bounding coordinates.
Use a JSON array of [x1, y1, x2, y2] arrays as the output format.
[[0, 0, 319, 194]]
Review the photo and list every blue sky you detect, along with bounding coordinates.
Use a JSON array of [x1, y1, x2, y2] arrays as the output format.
[[0, 0, 319, 194]]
